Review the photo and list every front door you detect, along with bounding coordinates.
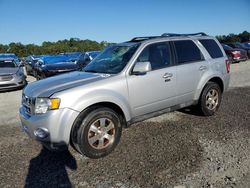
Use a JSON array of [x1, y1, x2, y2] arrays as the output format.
[[127, 42, 177, 117]]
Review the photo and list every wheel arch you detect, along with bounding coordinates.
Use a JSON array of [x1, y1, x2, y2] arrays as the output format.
[[70, 101, 127, 154], [194, 75, 224, 101]]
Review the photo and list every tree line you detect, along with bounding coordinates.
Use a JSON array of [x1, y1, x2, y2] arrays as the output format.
[[0, 31, 249, 57], [216, 31, 250, 43], [0, 38, 114, 57]]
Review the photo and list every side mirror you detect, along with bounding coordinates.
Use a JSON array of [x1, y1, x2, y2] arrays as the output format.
[[132, 61, 152, 75]]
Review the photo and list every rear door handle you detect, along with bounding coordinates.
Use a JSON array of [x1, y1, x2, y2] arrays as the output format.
[[199, 66, 207, 71]]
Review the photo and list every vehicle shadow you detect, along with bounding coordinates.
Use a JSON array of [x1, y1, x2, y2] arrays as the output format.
[[25, 146, 77, 188], [178, 106, 203, 116]]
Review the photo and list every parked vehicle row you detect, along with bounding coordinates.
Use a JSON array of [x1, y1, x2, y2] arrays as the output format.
[[221, 42, 250, 63], [24, 51, 100, 80], [0, 54, 26, 91], [221, 44, 248, 63]]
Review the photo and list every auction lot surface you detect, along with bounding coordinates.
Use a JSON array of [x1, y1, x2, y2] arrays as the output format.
[[0, 61, 250, 188]]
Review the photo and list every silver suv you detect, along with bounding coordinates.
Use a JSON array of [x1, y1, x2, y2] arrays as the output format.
[[19, 33, 230, 158]]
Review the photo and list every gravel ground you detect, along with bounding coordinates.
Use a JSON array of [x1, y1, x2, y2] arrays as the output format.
[[0, 61, 250, 188]]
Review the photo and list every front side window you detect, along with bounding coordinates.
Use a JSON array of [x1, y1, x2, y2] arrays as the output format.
[[136, 42, 172, 70], [199, 39, 223, 59], [174, 40, 204, 64], [84, 43, 139, 74]]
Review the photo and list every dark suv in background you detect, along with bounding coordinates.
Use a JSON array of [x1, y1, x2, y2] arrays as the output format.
[[221, 44, 248, 63], [227, 42, 250, 58]]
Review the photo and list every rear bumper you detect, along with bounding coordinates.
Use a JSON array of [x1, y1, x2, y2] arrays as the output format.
[[231, 57, 248, 63]]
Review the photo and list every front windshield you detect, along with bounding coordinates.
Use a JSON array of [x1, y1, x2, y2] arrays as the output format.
[[0, 60, 17, 68], [84, 43, 139, 74]]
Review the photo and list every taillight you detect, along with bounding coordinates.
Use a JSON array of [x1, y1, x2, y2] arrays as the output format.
[[225, 59, 230, 73], [231, 51, 241, 58]]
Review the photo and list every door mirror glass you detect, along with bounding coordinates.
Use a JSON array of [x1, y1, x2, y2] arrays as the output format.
[[133, 61, 152, 75]]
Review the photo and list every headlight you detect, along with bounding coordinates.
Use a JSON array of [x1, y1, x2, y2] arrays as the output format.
[[35, 98, 60, 114]]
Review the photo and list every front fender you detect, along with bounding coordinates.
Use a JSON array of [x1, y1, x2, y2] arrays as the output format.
[[57, 89, 132, 122]]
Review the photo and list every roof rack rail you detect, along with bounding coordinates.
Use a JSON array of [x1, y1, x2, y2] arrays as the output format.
[[161, 32, 208, 37], [130, 36, 160, 42]]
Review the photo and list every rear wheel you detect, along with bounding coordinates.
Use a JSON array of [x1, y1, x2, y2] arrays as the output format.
[[197, 82, 222, 116], [71, 107, 122, 158]]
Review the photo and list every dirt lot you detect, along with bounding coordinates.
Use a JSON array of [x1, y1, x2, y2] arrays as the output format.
[[0, 61, 250, 188]]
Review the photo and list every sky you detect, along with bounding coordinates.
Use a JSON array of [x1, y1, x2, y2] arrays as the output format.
[[0, 0, 249, 45]]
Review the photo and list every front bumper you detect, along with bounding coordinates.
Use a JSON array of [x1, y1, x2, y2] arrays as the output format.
[[19, 106, 79, 145], [0, 75, 26, 91]]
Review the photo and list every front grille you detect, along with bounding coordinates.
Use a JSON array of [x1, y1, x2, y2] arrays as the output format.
[[0, 75, 13, 81], [22, 94, 33, 115]]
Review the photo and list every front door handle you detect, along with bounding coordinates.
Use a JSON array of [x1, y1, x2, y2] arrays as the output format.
[[199, 65, 207, 71], [163, 73, 173, 79], [163, 73, 173, 82]]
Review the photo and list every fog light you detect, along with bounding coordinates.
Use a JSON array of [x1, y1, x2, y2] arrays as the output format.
[[34, 128, 49, 139]]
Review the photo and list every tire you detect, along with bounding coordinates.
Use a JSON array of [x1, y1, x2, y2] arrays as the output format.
[[197, 82, 222, 116], [71, 107, 122, 159]]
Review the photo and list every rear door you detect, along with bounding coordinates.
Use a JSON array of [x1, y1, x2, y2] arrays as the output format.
[[172, 39, 207, 104]]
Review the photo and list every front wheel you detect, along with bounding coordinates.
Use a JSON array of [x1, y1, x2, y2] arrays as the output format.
[[71, 107, 122, 159], [197, 82, 222, 116]]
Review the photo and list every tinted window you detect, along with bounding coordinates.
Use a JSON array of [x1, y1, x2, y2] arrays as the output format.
[[174, 40, 204, 64], [136, 42, 172, 70], [199, 39, 223, 58]]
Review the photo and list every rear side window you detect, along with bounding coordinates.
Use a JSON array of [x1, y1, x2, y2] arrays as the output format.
[[173, 40, 204, 64], [199, 39, 223, 58]]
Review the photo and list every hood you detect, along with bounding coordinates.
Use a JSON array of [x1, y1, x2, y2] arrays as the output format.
[[44, 62, 79, 71], [24, 71, 110, 97], [0, 67, 19, 75]]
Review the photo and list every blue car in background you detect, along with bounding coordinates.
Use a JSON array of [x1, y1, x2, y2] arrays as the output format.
[[82, 51, 100, 67], [34, 51, 100, 80], [24, 55, 49, 76], [61, 51, 100, 67]]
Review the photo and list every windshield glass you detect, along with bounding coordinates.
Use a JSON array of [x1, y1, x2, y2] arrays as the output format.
[[84, 43, 139, 74], [0, 60, 17, 68]]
